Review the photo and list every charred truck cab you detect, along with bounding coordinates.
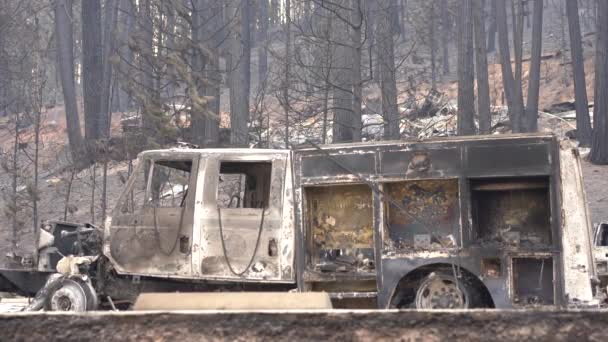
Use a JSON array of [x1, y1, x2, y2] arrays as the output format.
[[1, 134, 599, 310]]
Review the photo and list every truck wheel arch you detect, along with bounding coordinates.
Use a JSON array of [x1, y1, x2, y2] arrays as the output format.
[[387, 263, 495, 309]]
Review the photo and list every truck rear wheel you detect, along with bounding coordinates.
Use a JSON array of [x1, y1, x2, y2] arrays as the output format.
[[414, 270, 470, 309]]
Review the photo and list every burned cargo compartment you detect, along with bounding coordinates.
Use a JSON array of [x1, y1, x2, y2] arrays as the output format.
[[470, 177, 552, 248], [384, 179, 460, 250], [303, 184, 378, 299], [293, 135, 594, 309]]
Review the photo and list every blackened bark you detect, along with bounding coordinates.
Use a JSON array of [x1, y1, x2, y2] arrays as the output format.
[[524, 0, 543, 133], [487, 0, 497, 53], [228, 0, 251, 146], [141, 0, 156, 139], [496, 0, 524, 132], [54, 0, 86, 161], [203, 0, 221, 147], [117, 0, 134, 111], [473, 0, 491, 134], [430, 2, 437, 89], [99, 0, 119, 139], [190, 0, 206, 147], [351, 0, 363, 142], [332, 42, 354, 143], [457, 0, 475, 135], [591, 0, 608, 164], [81, 0, 103, 142], [258, 0, 269, 83], [566, 0, 593, 146], [441, 0, 450, 75], [377, 0, 399, 140]]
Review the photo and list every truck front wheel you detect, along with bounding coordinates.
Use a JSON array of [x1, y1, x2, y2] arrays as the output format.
[[46, 277, 98, 312]]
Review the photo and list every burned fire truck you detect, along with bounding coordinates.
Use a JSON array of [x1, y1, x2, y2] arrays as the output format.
[[0, 134, 600, 310]]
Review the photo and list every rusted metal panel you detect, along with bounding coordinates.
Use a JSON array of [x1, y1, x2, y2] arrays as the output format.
[[380, 147, 461, 178], [301, 153, 375, 178], [466, 143, 551, 175]]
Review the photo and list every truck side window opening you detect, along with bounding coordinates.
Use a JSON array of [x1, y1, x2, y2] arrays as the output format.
[[120, 161, 149, 213], [147, 160, 192, 208], [598, 223, 608, 247], [217, 161, 271, 209]]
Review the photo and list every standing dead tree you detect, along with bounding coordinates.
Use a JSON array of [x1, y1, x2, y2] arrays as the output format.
[[591, 0, 608, 164], [566, 0, 593, 146], [54, 0, 86, 161], [457, 0, 475, 135]]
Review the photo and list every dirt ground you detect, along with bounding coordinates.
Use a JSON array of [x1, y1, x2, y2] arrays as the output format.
[[1, 310, 608, 341]]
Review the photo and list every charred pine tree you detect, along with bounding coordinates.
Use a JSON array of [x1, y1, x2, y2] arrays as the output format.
[[190, 0, 206, 147], [140, 0, 158, 142], [116, 0, 134, 112], [440, 0, 450, 75], [350, 0, 363, 142], [473, 0, 491, 134], [591, 0, 608, 164], [566, 0, 593, 146], [54, 0, 86, 161], [282, 0, 290, 147], [203, 0, 221, 147], [99, 0, 119, 139], [524, 0, 543, 133], [487, 0, 497, 53], [496, 0, 524, 132], [81, 0, 104, 143], [258, 0, 269, 84], [457, 0, 475, 135], [228, 0, 251, 147], [377, 0, 400, 140]]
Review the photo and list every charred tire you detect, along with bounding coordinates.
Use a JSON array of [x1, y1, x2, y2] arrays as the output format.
[[390, 265, 492, 309], [415, 270, 468, 309], [45, 277, 98, 312]]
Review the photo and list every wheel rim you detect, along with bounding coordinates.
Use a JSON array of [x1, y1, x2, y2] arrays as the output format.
[[50, 279, 88, 312], [415, 273, 468, 309]]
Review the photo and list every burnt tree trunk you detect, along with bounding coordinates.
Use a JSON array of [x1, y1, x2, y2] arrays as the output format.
[[351, 0, 363, 142], [228, 0, 251, 146], [190, 0, 206, 147], [496, 0, 524, 132], [487, 0, 497, 53], [141, 0, 156, 140], [99, 0, 119, 139], [457, 0, 476, 135], [566, 0, 593, 146], [81, 0, 103, 143], [441, 0, 450, 75], [54, 0, 86, 161], [203, 0, 221, 147], [282, 0, 290, 147], [117, 0, 134, 112], [591, 0, 608, 164], [377, 0, 400, 140], [524, 0, 543, 133], [473, 0, 491, 134], [430, 2, 437, 89], [258, 0, 269, 84]]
